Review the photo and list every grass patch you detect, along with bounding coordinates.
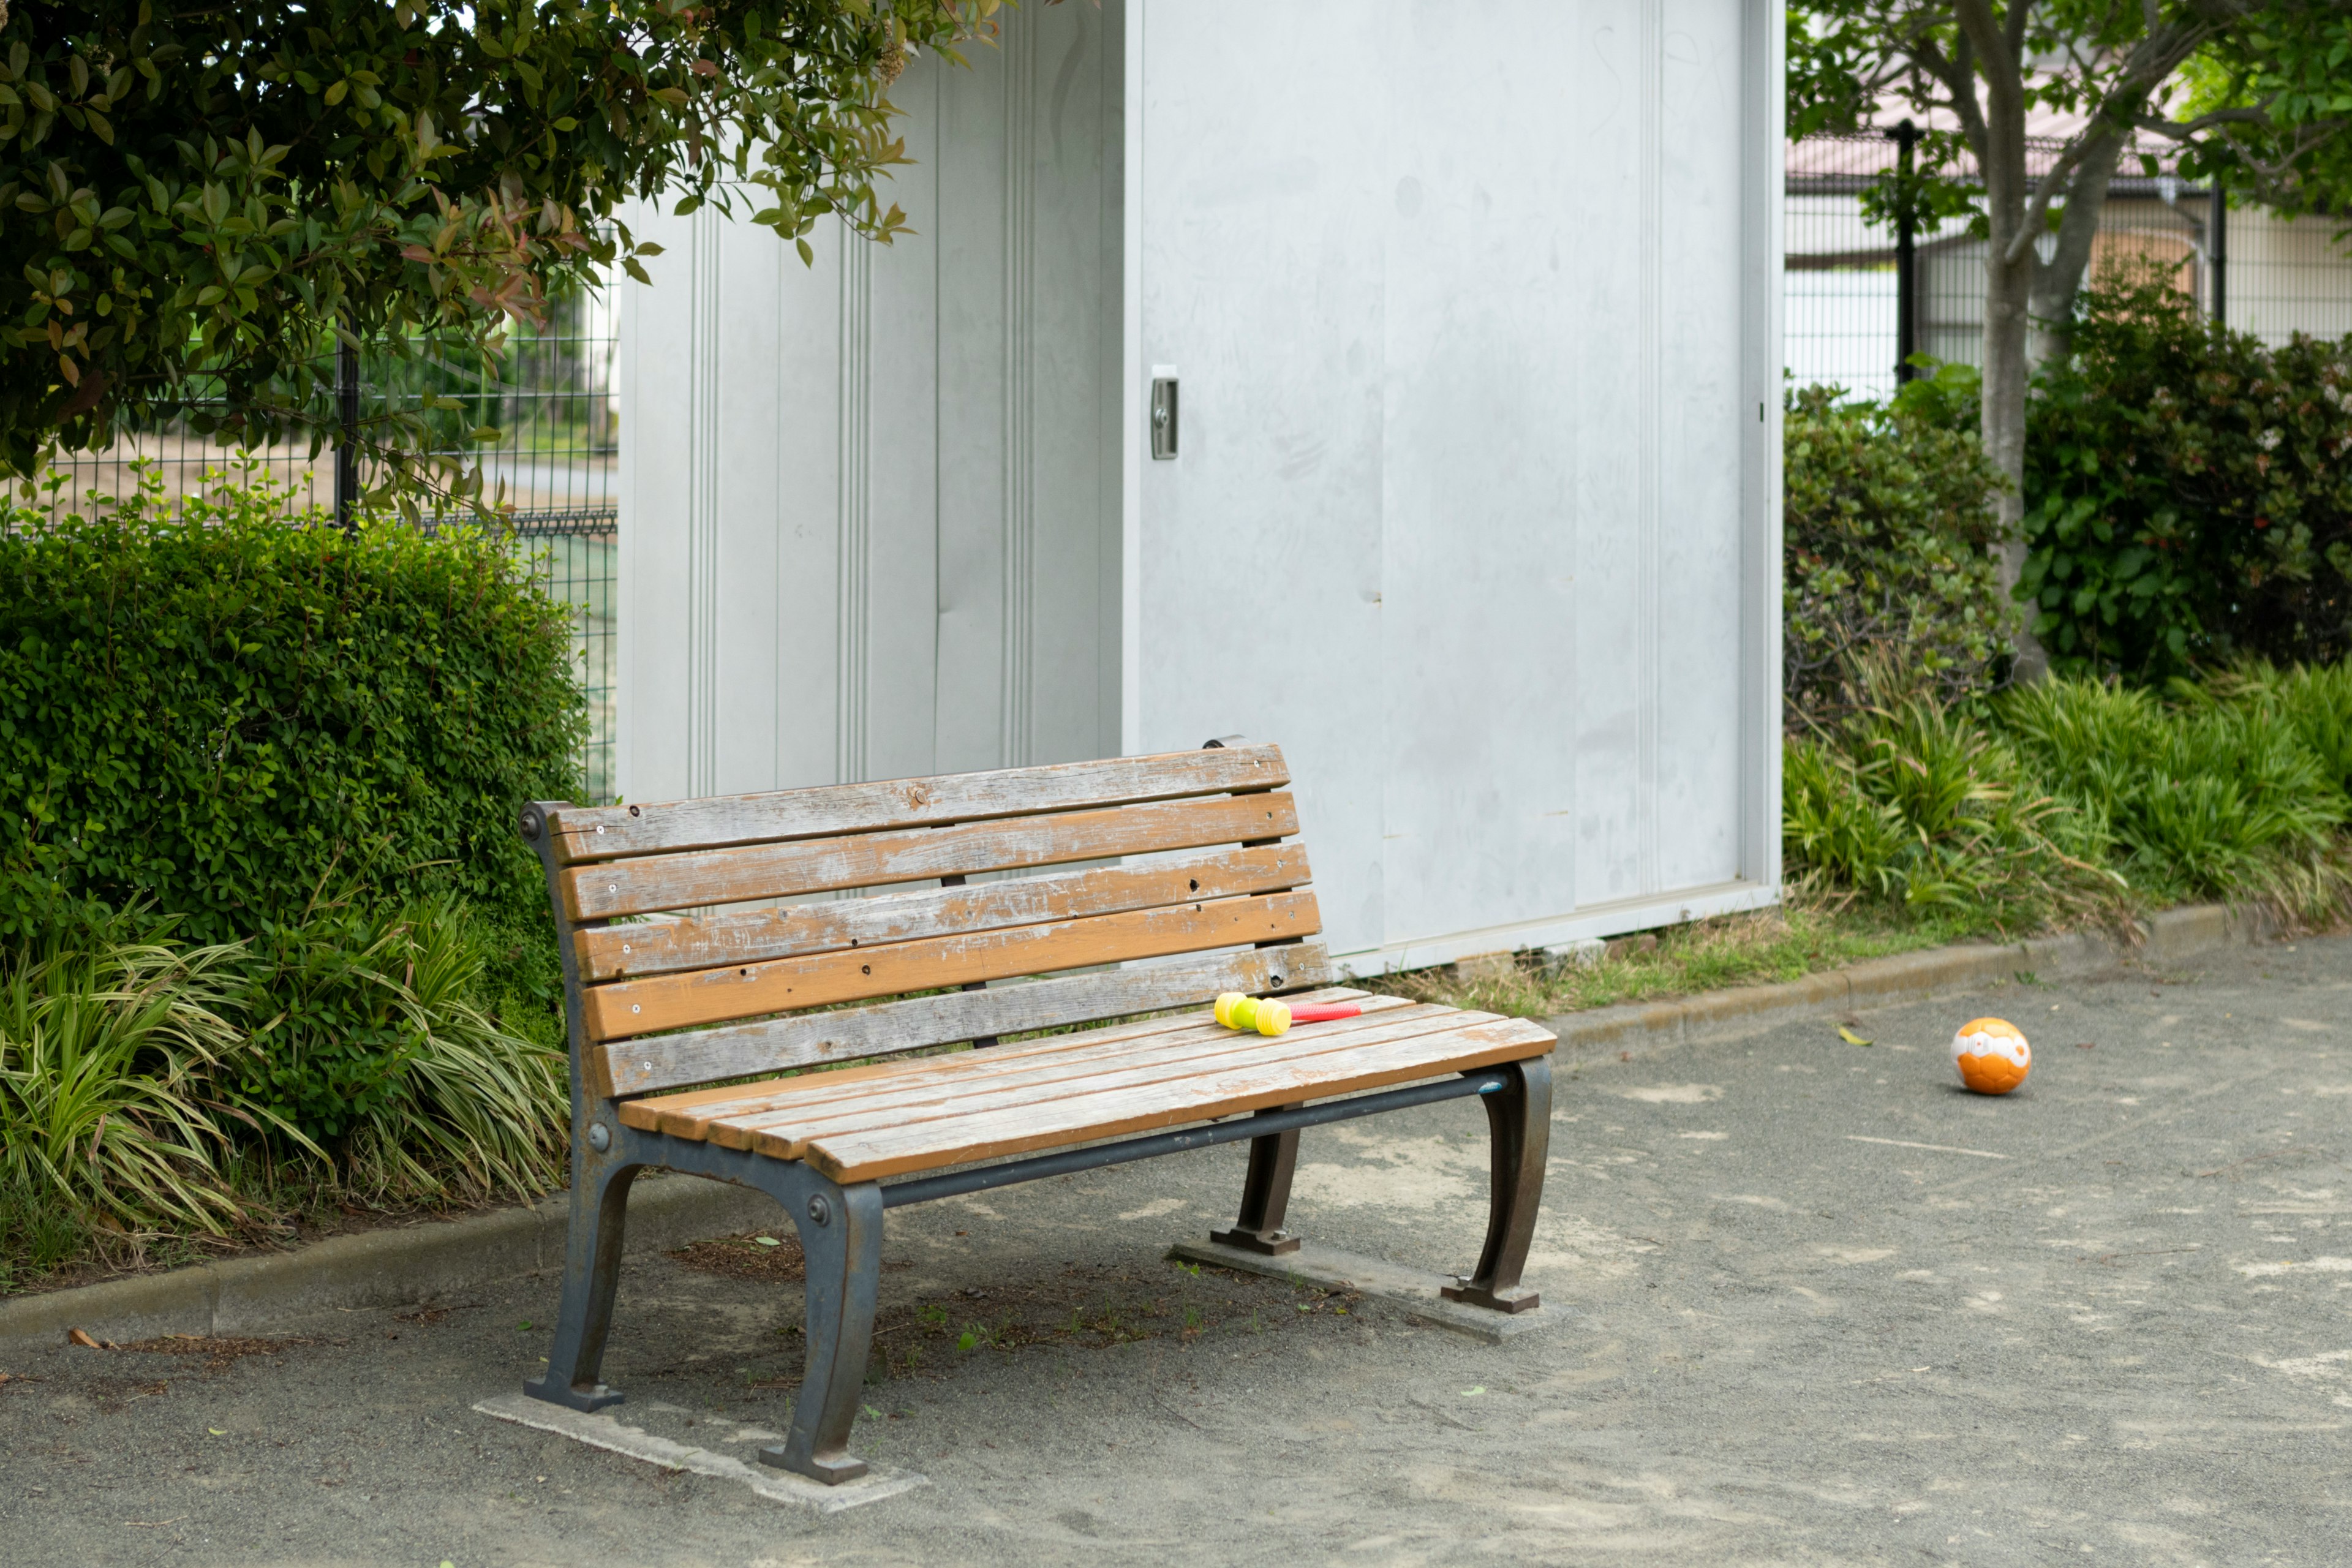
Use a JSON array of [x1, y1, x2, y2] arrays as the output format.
[[1363, 900, 1962, 1020]]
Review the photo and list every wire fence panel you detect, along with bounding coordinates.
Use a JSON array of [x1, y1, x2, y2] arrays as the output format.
[[17, 292, 621, 802], [1786, 130, 2352, 402]]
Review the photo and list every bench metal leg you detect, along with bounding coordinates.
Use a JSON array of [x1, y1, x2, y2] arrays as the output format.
[[524, 1158, 641, 1412], [760, 1177, 885, 1485], [1208, 1109, 1303, 1255], [1442, 1057, 1550, 1313]]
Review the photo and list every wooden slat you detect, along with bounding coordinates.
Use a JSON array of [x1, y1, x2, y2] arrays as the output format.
[[621, 987, 1394, 1136], [575, 843, 1311, 982], [584, 891, 1321, 1041], [624, 993, 1425, 1143], [562, 794, 1299, 922], [792, 1017, 1558, 1182], [706, 1006, 1482, 1157], [591, 942, 1334, 1098], [547, 745, 1288, 864]]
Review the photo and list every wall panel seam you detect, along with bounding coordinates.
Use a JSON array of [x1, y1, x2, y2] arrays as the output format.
[[689, 207, 721, 798], [1637, 0, 1662, 894], [1002, 12, 1038, 771], [837, 230, 873, 785]]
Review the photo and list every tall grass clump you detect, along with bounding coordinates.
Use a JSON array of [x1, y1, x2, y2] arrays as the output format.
[[0, 900, 567, 1289], [1786, 655, 2352, 929], [1782, 655, 2121, 930], [2000, 671, 2351, 917], [0, 935, 292, 1243]]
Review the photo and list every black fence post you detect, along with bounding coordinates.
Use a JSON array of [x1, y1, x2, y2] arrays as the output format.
[[1890, 118, 1918, 383], [2207, 175, 2227, 326], [334, 326, 360, 536]]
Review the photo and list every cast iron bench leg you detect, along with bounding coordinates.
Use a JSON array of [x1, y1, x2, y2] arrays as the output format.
[[1442, 1056, 1551, 1313], [760, 1177, 886, 1485], [1210, 1107, 1303, 1254], [524, 1157, 640, 1411]]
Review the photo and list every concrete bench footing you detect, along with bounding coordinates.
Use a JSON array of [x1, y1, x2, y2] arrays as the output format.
[[1168, 1236, 1559, 1344]]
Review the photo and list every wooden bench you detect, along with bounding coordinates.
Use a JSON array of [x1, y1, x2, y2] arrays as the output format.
[[517, 741, 1555, 1484]]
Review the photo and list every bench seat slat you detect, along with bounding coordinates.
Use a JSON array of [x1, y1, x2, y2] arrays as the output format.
[[590, 942, 1333, 1098], [574, 843, 1310, 982], [584, 890, 1321, 1042], [698, 1008, 1490, 1158], [564, 794, 1299, 921], [790, 1017, 1556, 1182], [622, 988, 1395, 1134], [622, 995, 1432, 1143], [547, 745, 1289, 864]]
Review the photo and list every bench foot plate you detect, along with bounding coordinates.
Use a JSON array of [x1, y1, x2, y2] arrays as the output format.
[[522, 1374, 625, 1414], [758, 1445, 868, 1485], [475, 1393, 924, 1515], [1167, 1237, 1557, 1344], [1441, 1281, 1542, 1313], [1207, 1224, 1301, 1256]]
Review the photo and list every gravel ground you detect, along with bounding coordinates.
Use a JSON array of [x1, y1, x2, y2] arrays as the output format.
[[2, 934, 2346, 1567]]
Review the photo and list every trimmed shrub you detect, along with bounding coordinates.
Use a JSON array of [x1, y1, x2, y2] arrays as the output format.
[[2022, 276, 2352, 677], [1783, 381, 2013, 727], [0, 470, 586, 943]]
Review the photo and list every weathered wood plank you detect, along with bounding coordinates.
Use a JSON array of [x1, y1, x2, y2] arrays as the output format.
[[621, 988, 1395, 1136], [791, 1018, 1559, 1182], [633, 995, 1428, 1144], [561, 794, 1300, 922], [706, 1006, 1482, 1156], [573, 843, 1311, 982], [584, 891, 1321, 1041], [546, 745, 1289, 864], [594, 942, 1334, 1098]]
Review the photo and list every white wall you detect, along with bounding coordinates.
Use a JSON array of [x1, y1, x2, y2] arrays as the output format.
[[617, 0, 1784, 971], [1124, 0, 1784, 969], [617, 1, 1123, 804]]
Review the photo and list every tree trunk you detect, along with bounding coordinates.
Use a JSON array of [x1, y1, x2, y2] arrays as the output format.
[[1975, 92, 2048, 682], [2029, 126, 2125, 366], [1980, 230, 2045, 680]]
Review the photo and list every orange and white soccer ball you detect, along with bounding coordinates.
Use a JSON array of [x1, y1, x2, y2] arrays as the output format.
[[1952, 1017, 2031, 1095]]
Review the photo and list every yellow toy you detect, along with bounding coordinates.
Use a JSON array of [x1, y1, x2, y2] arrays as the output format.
[[1952, 1016, 2032, 1095], [1215, 992, 1292, 1035], [1213, 993, 1363, 1036]]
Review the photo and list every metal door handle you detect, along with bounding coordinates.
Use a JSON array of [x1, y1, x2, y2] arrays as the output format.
[[1150, 377, 1178, 460]]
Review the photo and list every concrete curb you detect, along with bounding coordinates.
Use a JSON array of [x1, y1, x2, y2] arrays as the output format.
[[1547, 902, 2274, 1060], [0, 902, 2275, 1351], [0, 1173, 773, 1351]]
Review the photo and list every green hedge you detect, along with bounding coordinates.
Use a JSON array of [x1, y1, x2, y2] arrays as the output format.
[[0, 475, 586, 943], [1783, 375, 2013, 726], [2023, 277, 2352, 677]]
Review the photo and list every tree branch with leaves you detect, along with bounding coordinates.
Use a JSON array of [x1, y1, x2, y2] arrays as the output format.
[[0, 0, 1004, 513], [1790, 0, 2351, 675]]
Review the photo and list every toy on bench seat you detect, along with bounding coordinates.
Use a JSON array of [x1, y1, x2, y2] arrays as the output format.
[[516, 739, 1556, 1485], [1215, 992, 1362, 1033]]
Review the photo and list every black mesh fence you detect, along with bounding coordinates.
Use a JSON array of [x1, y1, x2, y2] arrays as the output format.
[[1787, 130, 2352, 402], [12, 292, 620, 801]]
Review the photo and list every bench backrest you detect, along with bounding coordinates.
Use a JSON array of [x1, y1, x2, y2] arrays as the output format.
[[521, 743, 1332, 1101]]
